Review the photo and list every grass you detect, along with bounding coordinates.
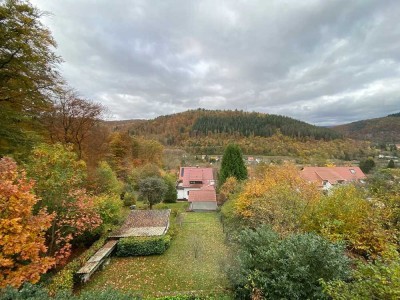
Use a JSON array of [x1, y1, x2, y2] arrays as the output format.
[[81, 207, 231, 298]]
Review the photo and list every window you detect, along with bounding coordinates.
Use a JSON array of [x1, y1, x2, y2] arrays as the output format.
[[189, 180, 202, 184], [349, 169, 356, 174]]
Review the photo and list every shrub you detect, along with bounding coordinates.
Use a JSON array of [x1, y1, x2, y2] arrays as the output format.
[[0, 283, 140, 300], [47, 236, 108, 294], [163, 174, 177, 203], [116, 235, 171, 257], [230, 226, 350, 300], [94, 194, 123, 227], [322, 248, 400, 299], [122, 192, 136, 207]]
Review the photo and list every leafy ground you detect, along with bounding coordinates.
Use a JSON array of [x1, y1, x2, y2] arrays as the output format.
[[81, 209, 231, 298]]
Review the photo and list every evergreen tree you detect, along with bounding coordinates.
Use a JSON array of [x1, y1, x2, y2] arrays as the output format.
[[219, 144, 247, 186], [387, 159, 395, 168], [359, 157, 376, 174]]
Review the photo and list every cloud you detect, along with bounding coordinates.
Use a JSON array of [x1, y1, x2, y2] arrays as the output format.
[[31, 0, 400, 125]]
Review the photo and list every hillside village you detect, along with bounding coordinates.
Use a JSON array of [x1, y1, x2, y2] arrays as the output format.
[[1, 1, 400, 300]]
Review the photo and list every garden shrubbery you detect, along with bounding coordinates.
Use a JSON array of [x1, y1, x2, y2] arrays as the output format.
[[116, 235, 171, 257]]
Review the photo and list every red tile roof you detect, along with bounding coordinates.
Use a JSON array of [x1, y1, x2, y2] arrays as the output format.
[[300, 167, 366, 186], [179, 167, 214, 188], [188, 189, 217, 202]]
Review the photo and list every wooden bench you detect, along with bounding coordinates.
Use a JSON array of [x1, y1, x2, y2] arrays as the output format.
[[76, 239, 118, 282]]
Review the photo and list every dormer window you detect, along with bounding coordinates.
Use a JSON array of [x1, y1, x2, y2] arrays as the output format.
[[189, 180, 202, 184], [349, 169, 356, 174]]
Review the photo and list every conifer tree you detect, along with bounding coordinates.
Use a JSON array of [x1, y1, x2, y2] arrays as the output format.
[[219, 144, 247, 186], [387, 159, 395, 168]]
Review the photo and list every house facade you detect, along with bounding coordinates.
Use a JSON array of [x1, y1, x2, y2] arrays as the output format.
[[300, 166, 366, 191]]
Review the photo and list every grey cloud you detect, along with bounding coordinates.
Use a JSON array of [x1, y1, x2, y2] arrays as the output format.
[[31, 0, 400, 125]]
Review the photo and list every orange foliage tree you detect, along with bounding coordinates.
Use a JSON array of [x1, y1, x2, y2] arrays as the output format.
[[0, 157, 54, 288], [235, 163, 320, 235]]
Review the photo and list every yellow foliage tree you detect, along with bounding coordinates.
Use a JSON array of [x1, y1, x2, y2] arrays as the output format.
[[304, 185, 394, 258], [235, 163, 320, 235]]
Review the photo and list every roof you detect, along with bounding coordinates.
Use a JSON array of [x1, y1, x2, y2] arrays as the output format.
[[109, 209, 170, 238], [188, 189, 217, 202], [300, 167, 366, 186], [179, 167, 214, 188]]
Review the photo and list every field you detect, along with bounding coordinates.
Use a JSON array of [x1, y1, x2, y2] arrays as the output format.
[[81, 210, 232, 298]]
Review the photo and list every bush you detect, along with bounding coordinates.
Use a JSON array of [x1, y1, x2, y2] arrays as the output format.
[[47, 236, 108, 294], [116, 235, 171, 257], [322, 248, 400, 299], [0, 283, 140, 300], [122, 192, 136, 207], [230, 226, 350, 299], [94, 194, 123, 227]]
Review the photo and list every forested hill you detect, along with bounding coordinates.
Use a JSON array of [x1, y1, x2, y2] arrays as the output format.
[[111, 109, 342, 143], [333, 113, 400, 143], [191, 113, 341, 140]]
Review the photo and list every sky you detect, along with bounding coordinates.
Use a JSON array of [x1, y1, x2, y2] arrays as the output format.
[[30, 0, 400, 126]]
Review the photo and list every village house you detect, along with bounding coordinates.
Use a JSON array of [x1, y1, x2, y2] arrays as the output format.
[[177, 166, 217, 211], [177, 166, 215, 199], [300, 166, 366, 191]]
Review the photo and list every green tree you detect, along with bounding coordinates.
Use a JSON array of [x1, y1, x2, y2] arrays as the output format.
[[359, 157, 375, 174], [27, 143, 101, 265], [323, 248, 400, 300], [92, 161, 122, 195], [387, 159, 396, 168], [230, 226, 350, 299], [0, 0, 62, 156], [219, 144, 247, 186], [139, 177, 167, 209], [163, 174, 177, 203]]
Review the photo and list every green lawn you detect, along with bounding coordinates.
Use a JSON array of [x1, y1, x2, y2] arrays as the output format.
[[82, 210, 231, 298]]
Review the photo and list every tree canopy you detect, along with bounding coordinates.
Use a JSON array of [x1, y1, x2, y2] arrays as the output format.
[[0, 0, 61, 156], [139, 177, 167, 209]]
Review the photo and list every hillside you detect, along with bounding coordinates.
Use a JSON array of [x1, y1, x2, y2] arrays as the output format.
[[333, 113, 400, 143], [106, 109, 372, 160], [114, 109, 342, 144]]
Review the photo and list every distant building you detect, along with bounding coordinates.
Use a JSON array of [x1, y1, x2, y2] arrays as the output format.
[[176, 167, 215, 200], [300, 166, 366, 191]]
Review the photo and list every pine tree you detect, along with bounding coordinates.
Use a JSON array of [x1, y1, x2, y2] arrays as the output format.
[[219, 144, 248, 186], [387, 159, 395, 168]]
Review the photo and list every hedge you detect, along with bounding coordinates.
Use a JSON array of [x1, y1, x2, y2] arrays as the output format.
[[46, 235, 108, 294], [116, 235, 171, 257]]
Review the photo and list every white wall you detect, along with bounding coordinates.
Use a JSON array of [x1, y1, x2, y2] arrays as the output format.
[[190, 201, 217, 211]]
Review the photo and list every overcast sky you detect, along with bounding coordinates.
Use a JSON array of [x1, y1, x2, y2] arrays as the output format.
[[31, 0, 400, 125]]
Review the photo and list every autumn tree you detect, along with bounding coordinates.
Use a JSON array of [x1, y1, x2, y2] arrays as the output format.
[[27, 143, 101, 265], [304, 185, 394, 258], [45, 89, 104, 159], [139, 177, 167, 209], [0, 0, 62, 156], [91, 161, 122, 195], [108, 131, 132, 179], [235, 163, 320, 235], [0, 157, 54, 288], [219, 144, 247, 186]]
